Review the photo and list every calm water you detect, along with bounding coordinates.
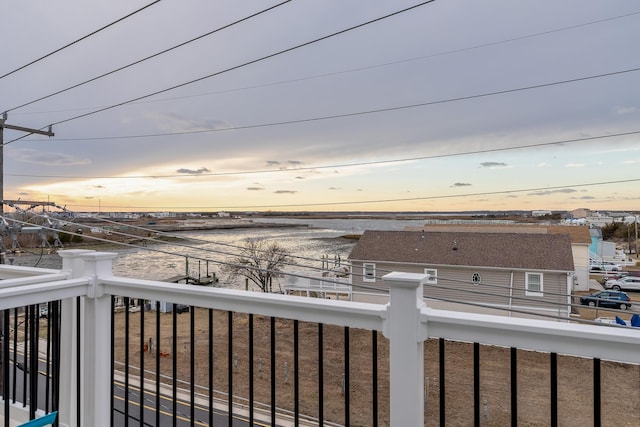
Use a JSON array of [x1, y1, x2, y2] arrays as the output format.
[[6, 218, 426, 287]]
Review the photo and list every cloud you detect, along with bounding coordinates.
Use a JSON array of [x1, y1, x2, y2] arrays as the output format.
[[527, 188, 577, 196], [246, 187, 264, 191], [328, 187, 340, 190], [274, 190, 297, 194], [265, 160, 303, 169], [451, 182, 471, 187], [612, 105, 638, 115], [571, 195, 596, 200], [9, 148, 91, 166], [480, 162, 507, 168], [295, 176, 305, 179], [176, 167, 211, 175], [150, 112, 227, 131], [564, 163, 585, 168]]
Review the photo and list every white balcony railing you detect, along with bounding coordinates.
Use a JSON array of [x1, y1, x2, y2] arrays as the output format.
[[1, 249, 640, 426]]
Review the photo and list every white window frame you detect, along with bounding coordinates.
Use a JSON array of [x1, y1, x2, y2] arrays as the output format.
[[363, 263, 376, 282], [525, 272, 544, 296], [424, 268, 437, 284]]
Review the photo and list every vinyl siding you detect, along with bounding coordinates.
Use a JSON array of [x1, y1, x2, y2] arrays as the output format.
[[350, 261, 569, 313]]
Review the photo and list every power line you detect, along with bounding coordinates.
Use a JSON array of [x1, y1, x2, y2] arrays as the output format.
[[10, 9, 639, 117], [1, 208, 588, 308], [5, 213, 355, 284], [6, 65, 639, 147], [6, 212, 623, 324], [28, 1, 437, 131], [0, 1, 162, 80], [62, 213, 348, 272], [2, 0, 293, 113], [6, 129, 639, 179], [43, 177, 640, 211]]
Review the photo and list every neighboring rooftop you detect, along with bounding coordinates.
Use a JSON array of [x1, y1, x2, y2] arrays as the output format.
[[406, 223, 592, 244], [348, 230, 575, 271]]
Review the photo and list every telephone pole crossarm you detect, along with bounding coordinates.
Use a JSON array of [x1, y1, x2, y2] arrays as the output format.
[[2, 123, 54, 137]]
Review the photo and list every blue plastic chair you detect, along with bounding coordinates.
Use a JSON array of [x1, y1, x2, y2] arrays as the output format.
[[615, 316, 627, 326], [631, 314, 640, 328], [18, 411, 58, 427]]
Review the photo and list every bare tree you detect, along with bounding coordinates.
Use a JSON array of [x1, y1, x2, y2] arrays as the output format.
[[224, 238, 291, 292]]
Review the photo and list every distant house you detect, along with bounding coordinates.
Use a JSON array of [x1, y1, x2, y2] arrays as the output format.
[[347, 230, 575, 318]]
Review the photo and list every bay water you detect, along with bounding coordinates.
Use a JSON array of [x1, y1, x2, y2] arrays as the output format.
[[7, 217, 428, 288]]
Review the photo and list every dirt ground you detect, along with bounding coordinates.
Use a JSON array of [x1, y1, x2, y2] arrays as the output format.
[[113, 303, 640, 427]]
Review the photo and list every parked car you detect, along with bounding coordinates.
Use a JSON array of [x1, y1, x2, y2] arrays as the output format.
[[600, 271, 629, 285], [589, 261, 623, 272], [579, 290, 631, 310], [39, 306, 48, 319], [605, 276, 640, 291]]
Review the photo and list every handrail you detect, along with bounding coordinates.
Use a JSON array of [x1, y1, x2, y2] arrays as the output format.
[[422, 306, 640, 364], [0, 272, 70, 289], [100, 276, 386, 331], [0, 277, 90, 310]]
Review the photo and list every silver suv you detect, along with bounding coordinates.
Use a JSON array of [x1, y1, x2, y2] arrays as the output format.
[[605, 276, 640, 291]]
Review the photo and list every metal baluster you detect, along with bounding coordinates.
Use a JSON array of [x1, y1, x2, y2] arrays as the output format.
[[294, 320, 299, 426], [318, 323, 324, 425], [249, 314, 254, 426], [372, 330, 378, 427], [344, 326, 350, 426], [511, 347, 517, 427], [228, 311, 233, 427]]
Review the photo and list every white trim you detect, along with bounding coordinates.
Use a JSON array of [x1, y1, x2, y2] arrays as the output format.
[[363, 263, 376, 282], [525, 272, 544, 296], [423, 268, 438, 284]]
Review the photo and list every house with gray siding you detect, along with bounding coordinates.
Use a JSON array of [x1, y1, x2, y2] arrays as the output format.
[[348, 230, 575, 318]]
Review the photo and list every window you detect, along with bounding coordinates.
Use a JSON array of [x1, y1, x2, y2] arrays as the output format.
[[363, 263, 376, 282], [526, 272, 543, 296], [424, 268, 437, 284]]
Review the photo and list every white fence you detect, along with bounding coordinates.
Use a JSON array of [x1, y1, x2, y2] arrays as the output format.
[[1, 249, 640, 426]]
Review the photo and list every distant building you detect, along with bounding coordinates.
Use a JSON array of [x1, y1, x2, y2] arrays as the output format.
[[532, 210, 552, 217], [348, 230, 575, 318], [148, 212, 173, 218], [569, 208, 591, 218]]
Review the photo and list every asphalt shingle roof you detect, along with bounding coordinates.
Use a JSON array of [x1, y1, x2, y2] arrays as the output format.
[[348, 230, 575, 271]]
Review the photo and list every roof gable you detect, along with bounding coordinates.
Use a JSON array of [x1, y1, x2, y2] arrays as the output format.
[[348, 230, 575, 271]]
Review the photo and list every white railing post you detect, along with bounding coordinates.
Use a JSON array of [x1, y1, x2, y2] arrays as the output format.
[[79, 252, 117, 427], [58, 250, 94, 427], [383, 272, 429, 427]]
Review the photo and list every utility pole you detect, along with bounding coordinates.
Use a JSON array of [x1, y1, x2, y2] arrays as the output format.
[[0, 112, 54, 216], [0, 113, 54, 392]]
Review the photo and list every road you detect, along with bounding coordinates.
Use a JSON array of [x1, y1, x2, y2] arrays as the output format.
[[7, 349, 268, 426]]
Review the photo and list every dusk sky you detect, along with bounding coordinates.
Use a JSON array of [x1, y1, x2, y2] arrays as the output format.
[[2, 1, 639, 213]]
